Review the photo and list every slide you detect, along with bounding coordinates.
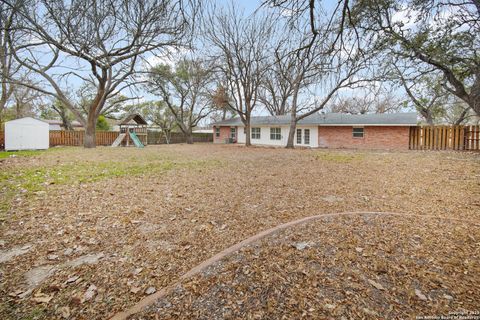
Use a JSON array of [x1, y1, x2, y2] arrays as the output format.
[[129, 131, 144, 148], [111, 133, 126, 147]]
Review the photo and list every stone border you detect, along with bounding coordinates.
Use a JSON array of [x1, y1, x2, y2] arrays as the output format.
[[110, 211, 479, 320]]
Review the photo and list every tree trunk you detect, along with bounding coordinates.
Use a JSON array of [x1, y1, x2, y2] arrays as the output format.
[[245, 121, 251, 146], [470, 77, 480, 117], [84, 114, 96, 148], [419, 108, 434, 125], [164, 131, 171, 144], [286, 115, 297, 149], [61, 111, 73, 131], [425, 113, 434, 126], [286, 86, 299, 148], [185, 131, 193, 144]]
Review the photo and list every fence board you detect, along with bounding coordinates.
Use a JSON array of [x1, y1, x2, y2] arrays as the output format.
[[409, 125, 479, 151]]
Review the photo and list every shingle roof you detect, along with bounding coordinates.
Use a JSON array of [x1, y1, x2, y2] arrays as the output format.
[[212, 112, 417, 126], [120, 113, 148, 125]]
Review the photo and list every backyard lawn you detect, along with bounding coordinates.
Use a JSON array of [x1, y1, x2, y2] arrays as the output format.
[[0, 144, 479, 319]]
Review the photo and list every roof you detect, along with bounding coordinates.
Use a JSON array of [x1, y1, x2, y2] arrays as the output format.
[[43, 119, 83, 127], [193, 129, 213, 134], [212, 112, 417, 127], [5, 117, 49, 125], [120, 113, 148, 125]]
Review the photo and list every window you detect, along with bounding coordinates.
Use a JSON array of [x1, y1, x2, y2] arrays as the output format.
[[251, 127, 261, 139], [270, 127, 281, 140], [230, 127, 236, 139], [353, 127, 364, 138], [304, 129, 310, 145], [215, 127, 220, 138], [296, 129, 302, 144]]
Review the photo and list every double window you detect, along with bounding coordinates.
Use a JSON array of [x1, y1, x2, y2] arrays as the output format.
[[353, 127, 364, 138], [270, 127, 281, 140], [251, 127, 261, 139]]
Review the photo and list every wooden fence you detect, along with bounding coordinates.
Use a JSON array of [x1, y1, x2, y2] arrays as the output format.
[[409, 125, 480, 151], [0, 130, 212, 149], [49, 131, 118, 146], [147, 131, 213, 144]]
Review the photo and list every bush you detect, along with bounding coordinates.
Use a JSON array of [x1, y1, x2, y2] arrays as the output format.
[[96, 115, 110, 131]]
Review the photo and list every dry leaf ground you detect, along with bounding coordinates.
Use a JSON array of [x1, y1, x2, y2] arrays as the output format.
[[0, 144, 479, 319]]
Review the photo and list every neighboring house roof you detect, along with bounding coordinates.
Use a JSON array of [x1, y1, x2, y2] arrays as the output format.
[[106, 118, 121, 127], [120, 113, 148, 125], [43, 119, 83, 127], [193, 129, 213, 134], [212, 112, 418, 127]]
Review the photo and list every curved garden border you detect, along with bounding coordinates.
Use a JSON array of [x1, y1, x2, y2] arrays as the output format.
[[111, 211, 479, 320]]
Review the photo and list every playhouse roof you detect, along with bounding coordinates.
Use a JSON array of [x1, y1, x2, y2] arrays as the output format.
[[120, 113, 148, 125]]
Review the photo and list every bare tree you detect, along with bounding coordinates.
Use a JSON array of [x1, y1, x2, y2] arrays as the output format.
[[330, 85, 403, 115], [271, 24, 376, 147], [441, 97, 473, 125], [148, 103, 177, 144], [203, 4, 275, 146], [146, 58, 214, 144], [262, 0, 360, 53], [11, 84, 41, 119], [352, 0, 480, 117], [394, 68, 446, 125], [49, 100, 74, 130], [265, 31, 327, 148], [0, 2, 20, 125], [5, 0, 198, 147]]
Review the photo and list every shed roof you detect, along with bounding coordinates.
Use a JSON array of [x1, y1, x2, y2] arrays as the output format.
[[212, 112, 417, 127], [119, 113, 148, 125], [5, 117, 49, 126]]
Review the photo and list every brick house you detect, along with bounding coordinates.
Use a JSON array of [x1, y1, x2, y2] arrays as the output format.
[[212, 112, 417, 150]]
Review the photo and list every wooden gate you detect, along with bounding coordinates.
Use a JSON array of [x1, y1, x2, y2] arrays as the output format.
[[409, 125, 479, 151]]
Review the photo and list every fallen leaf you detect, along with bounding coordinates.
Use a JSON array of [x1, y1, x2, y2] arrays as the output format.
[[415, 289, 428, 301], [31, 293, 53, 304], [145, 286, 156, 295], [82, 284, 97, 302], [368, 279, 385, 290]]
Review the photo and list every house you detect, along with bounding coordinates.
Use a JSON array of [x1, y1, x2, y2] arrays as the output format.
[[212, 112, 417, 150], [44, 119, 84, 131]]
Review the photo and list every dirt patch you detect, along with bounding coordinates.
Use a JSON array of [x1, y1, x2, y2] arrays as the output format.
[[0, 244, 33, 263], [0, 144, 479, 319]]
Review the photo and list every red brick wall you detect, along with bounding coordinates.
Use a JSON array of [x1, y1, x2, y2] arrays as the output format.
[[318, 126, 410, 150], [213, 126, 233, 143]]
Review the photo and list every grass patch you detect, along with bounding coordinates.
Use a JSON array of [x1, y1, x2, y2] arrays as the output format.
[[0, 150, 48, 159], [0, 147, 74, 159], [314, 152, 365, 163], [0, 159, 220, 216]]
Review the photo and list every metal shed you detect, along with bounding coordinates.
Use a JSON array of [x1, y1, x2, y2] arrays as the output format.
[[5, 117, 49, 151]]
